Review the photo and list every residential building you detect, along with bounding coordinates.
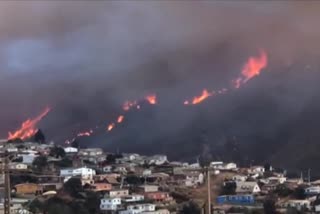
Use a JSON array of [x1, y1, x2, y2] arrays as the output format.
[[107, 189, 129, 198], [100, 197, 122, 211], [235, 182, 261, 194], [216, 195, 255, 205]]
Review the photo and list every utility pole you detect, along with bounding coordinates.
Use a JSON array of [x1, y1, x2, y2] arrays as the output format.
[[308, 169, 311, 185], [207, 167, 211, 214], [4, 152, 11, 214]]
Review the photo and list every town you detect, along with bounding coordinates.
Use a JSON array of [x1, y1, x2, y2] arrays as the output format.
[[0, 136, 319, 214]]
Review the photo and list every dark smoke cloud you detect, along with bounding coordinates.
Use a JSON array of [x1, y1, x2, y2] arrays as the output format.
[[1, 1, 320, 147]]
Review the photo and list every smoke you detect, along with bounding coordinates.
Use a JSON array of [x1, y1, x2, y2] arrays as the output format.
[[1, 1, 320, 152]]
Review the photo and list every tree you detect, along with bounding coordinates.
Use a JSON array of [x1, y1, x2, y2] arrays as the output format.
[[84, 191, 100, 214], [181, 201, 201, 214], [63, 178, 83, 198], [221, 181, 236, 195], [293, 186, 306, 199], [50, 146, 66, 158], [274, 184, 293, 197], [32, 156, 48, 172], [263, 198, 277, 214], [71, 140, 79, 149], [34, 129, 46, 144]]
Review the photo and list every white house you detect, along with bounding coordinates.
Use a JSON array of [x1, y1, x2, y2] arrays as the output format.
[[119, 204, 156, 214], [223, 163, 237, 170], [19, 154, 38, 164], [148, 155, 167, 165], [100, 197, 122, 211], [285, 200, 311, 211], [9, 163, 28, 170], [64, 147, 78, 153], [236, 182, 261, 194], [185, 173, 204, 187], [79, 148, 103, 156], [267, 176, 287, 184], [305, 186, 320, 195], [122, 194, 144, 203], [60, 167, 96, 180], [107, 189, 129, 198], [103, 166, 113, 173], [249, 166, 265, 175], [233, 175, 248, 182]]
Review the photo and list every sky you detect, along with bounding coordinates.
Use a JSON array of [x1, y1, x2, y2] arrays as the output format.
[[1, 1, 320, 141]]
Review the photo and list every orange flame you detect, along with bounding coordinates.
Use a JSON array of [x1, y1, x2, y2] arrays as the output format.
[[8, 107, 51, 140], [107, 123, 115, 132], [233, 50, 268, 89], [184, 89, 215, 105], [145, 94, 157, 105], [122, 100, 138, 111], [117, 115, 124, 123], [77, 129, 93, 137]]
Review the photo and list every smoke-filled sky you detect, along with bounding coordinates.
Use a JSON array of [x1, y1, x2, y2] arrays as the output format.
[[1, 1, 320, 142]]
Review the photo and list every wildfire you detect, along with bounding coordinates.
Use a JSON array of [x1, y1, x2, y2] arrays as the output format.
[[77, 129, 93, 137], [233, 50, 268, 88], [8, 107, 51, 140], [184, 89, 215, 105], [117, 115, 124, 123], [107, 123, 115, 132], [122, 100, 138, 111], [145, 94, 157, 105]]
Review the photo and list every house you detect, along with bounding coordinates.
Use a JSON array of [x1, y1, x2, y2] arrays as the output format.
[[223, 163, 237, 170], [184, 172, 204, 187], [60, 167, 96, 180], [122, 194, 144, 203], [13, 183, 43, 195], [100, 197, 122, 211], [249, 166, 265, 175], [233, 175, 248, 182], [267, 176, 287, 184], [138, 185, 159, 193], [143, 209, 170, 214], [79, 148, 103, 156], [235, 182, 261, 194], [103, 165, 113, 173], [305, 186, 320, 195], [210, 161, 224, 168], [147, 155, 168, 165], [18, 153, 38, 164], [64, 147, 78, 153], [86, 183, 112, 192], [8, 163, 28, 170], [143, 169, 152, 176], [216, 195, 255, 205], [284, 200, 311, 211], [107, 189, 129, 198], [144, 192, 172, 202], [119, 204, 155, 214]]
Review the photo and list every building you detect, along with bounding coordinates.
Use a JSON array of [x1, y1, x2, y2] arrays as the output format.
[[305, 186, 320, 195], [64, 147, 78, 153], [235, 182, 261, 194], [13, 183, 43, 195], [79, 148, 103, 156], [86, 183, 112, 192], [144, 192, 172, 202], [119, 204, 156, 214], [8, 163, 28, 170], [138, 185, 159, 193], [107, 189, 129, 198], [60, 167, 96, 180], [284, 200, 311, 211], [100, 197, 122, 211], [216, 195, 255, 205], [122, 194, 145, 203]]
